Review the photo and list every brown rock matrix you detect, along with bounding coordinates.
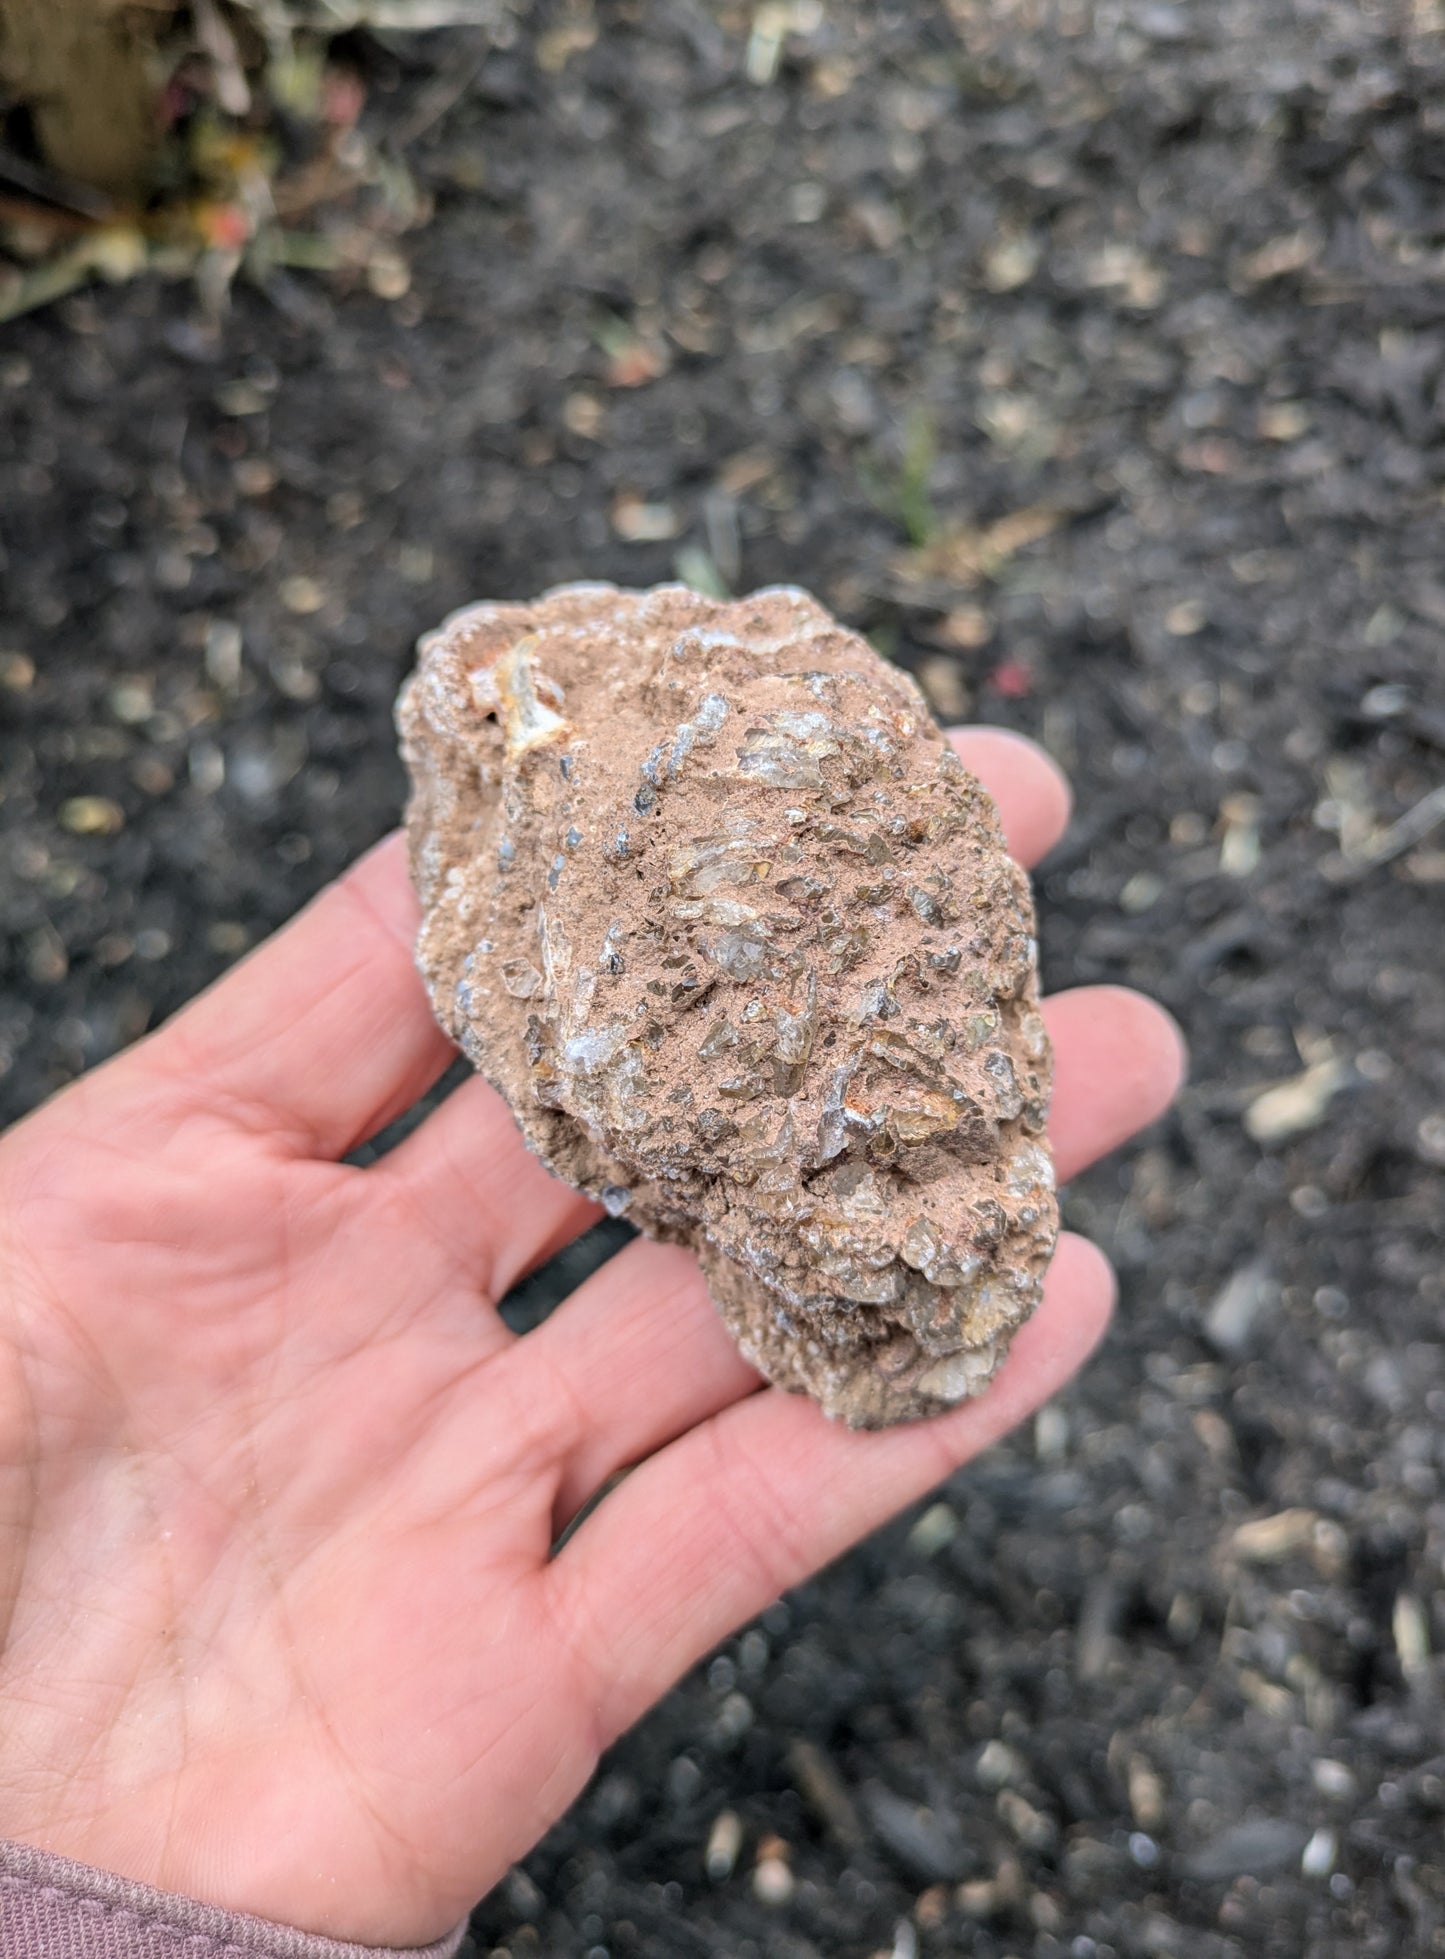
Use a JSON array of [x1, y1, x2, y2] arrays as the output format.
[[398, 583, 1058, 1427]]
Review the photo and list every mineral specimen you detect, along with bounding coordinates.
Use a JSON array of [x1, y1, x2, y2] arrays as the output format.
[[398, 583, 1058, 1427]]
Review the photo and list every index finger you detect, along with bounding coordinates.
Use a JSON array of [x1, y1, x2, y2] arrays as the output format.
[[139, 832, 453, 1159], [947, 726, 1072, 867]]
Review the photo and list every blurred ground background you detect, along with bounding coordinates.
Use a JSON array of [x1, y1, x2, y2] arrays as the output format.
[[3, 2, 1445, 1955]]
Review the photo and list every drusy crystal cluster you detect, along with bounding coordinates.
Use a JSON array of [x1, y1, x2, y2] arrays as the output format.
[[398, 583, 1058, 1427]]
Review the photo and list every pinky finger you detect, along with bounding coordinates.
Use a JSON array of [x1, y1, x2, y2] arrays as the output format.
[[546, 1232, 1115, 1747]]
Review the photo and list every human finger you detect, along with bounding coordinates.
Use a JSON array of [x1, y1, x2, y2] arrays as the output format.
[[140, 832, 453, 1159], [946, 726, 1071, 866], [372, 1073, 602, 1303], [1044, 985, 1187, 1182], [546, 1232, 1114, 1747], [530, 1241, 759, 1533]]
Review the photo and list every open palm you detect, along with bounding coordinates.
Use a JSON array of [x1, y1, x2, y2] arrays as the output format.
[[0, 729, 1182, 1948]]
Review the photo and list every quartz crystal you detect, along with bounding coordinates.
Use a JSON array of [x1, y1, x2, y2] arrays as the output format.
[[398, 583, 1058, 1427]]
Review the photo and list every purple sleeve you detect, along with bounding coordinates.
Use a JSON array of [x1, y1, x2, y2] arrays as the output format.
[[0, 1842, 469, 1959]]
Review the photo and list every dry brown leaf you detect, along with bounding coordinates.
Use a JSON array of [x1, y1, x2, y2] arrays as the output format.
[[894, 505, 1063, 591]]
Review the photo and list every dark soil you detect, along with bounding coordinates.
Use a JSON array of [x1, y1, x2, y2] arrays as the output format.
[[3, 3, 1444, 1954]]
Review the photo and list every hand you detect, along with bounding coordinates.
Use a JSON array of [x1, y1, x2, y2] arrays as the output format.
[[0, 729, 1183, 1947]]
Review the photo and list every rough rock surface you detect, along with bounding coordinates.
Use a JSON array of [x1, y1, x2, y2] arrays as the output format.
[[398, 583, 1057, 1426]]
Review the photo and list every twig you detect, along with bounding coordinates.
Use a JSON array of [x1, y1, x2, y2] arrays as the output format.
[[0, 150, 114, 222], [0, 192, 100, 240], [386, 33, 492, 151], [1324, 782, 1445, 881], [193, 0, 252, 116]]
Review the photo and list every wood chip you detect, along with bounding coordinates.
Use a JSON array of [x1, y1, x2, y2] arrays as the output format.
[[787, 1737, 865, 1847]]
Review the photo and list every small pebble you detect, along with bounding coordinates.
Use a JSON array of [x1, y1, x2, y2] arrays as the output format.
[[189, 743, 225, 795], [906, 1502, 958, 1558], [752, 1854, 795, 1907], [713, 1690, 753, 1742], [108, 680, 153, 724], [1204, 1261, 1276, 1356], [1393, 1593, 1430, 1676], [207, 922, 251, 956], [279, 575, 326, 616], [59, 795, 124, 836], [1301, 1827, 1337, 1878], [1311, 1759, 1356, 1800], [975, 1740, 1024, 1790], [205, 621, 244, 690], [132, 756, 175, 797], [610, 496, 680, 542], [705, 1809, 742, 1881], [997, 1789, 1053, 1849], [1259, 401, 1311, 441], [367, 248, 411, 300], [1244, 1059, 1346, 1144], [982, 232, 1041, 292], [738, 1628, 769, 1675], [1119, 870, 1162, 913], [234, 457, 278, 497], [1164, 598, 1207, 635], [26, 927, 67, 984], [1128, 1756, 1166, 1831], [215, 379, 268, 416], [1219, 792, 1261, 877], [1034, 1403, 1069, 1462], [889, 1919, 919, 1959]]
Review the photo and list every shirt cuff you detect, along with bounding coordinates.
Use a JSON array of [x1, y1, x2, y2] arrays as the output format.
[[0, 1839, 470, 1959]]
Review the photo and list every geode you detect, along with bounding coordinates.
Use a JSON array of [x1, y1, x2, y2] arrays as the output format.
[[398, 583, 1058, 1428]]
